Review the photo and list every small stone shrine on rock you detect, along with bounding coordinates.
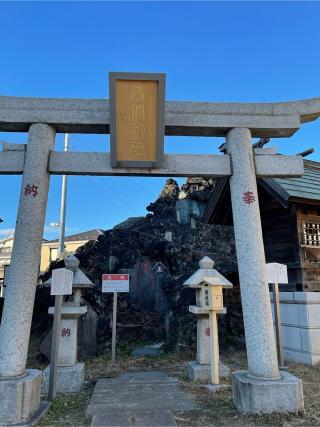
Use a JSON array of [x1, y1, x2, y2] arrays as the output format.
[[184, 256, 232, 382], [42, 255, 93, 394]]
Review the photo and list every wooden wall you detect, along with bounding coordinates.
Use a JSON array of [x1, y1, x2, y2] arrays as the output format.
[[296, 205, 320, 291], [204, 181, 320, 292], [258, 186, 303, 291]]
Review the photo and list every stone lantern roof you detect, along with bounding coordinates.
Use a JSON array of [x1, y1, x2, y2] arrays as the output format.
[[44, 255, 93, 289], [183, 256, 233, 289]]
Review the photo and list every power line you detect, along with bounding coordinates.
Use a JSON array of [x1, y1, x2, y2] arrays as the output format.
[[70, 135, 144, 217], [71, 133, 161, 202]]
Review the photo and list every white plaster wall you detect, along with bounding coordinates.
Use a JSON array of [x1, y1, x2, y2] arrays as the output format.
[[270, 292, 320, 366]]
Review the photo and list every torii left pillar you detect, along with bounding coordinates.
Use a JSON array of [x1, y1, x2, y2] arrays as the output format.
[[0, 124, 55, 425]]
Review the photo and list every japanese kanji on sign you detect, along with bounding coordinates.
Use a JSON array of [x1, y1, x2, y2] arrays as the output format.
[[102, 274, 129, 293], [109, 72, 166, 168], [101, 273, 130, 364]]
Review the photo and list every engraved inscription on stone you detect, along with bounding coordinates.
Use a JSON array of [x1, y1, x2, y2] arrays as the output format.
[[115, 80, 158, 163]]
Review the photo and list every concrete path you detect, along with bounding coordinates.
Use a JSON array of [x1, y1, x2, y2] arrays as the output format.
[[86, 371, 195, 426]]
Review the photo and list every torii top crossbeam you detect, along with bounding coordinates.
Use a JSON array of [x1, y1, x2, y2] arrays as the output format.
[[1, 95, 320, 137], [1, 94, 319, 178]]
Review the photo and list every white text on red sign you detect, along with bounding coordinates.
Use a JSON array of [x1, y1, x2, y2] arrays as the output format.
[[102, 274, 129, 293]]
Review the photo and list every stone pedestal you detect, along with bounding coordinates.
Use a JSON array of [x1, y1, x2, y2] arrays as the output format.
[[188, 360, 230, 381], [232, 370, 304, 414], [0, 369, 42, 425], [187, 315, 230, 382], [42, 363, 84, 394], [42, 304, 87, 395]]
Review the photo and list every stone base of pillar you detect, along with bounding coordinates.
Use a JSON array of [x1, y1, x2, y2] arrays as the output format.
[[187, 360, 230, 382], [0, 369, 42, 425], [232, 370, 304, 414], [42, 363, 84, 395]]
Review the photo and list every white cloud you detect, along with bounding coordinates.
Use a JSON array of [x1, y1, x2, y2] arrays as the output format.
[[44, 226, 80, 234]]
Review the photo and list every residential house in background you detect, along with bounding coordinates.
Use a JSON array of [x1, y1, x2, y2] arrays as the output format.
[[0, 236, 14, 283], [0, 229, 103, 287], [40, 229, 103, 273]]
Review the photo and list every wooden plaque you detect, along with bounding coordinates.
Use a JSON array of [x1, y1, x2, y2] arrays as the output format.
[[109, 72, 165, 168]]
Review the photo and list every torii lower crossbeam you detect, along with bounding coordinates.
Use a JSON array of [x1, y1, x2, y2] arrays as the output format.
[[0, 151, 304, 178]]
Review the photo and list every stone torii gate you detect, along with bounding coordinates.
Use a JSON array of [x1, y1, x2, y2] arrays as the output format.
[[0, 89, 319, 422]]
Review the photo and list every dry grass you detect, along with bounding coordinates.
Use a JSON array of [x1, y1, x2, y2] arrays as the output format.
[[37, 384, 94, 427], [174, 351, 320, 427], [33, 348, 320, 427]]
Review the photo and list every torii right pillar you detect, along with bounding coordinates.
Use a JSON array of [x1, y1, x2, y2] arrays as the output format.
[[226, 128, 304, 414]]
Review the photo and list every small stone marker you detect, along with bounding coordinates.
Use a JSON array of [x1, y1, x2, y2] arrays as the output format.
[[164, 231, 173, 241], [42, 258, 93, 395], [48, 267, 74, 401], [131, 343, 163, 358]]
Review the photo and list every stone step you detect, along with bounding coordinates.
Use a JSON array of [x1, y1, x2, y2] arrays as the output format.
[[86, 371, 194, 427], [91, 410, 177, 427]]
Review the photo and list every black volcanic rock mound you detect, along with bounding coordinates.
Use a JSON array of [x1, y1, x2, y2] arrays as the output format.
[[38, 178, 244, 356]]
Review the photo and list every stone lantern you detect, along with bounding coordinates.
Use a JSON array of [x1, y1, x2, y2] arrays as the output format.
[[184, 256, 233, 382], [42, 255, 93, 394]]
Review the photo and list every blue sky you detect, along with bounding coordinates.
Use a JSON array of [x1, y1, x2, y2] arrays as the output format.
[[0, 1, 320, 239]]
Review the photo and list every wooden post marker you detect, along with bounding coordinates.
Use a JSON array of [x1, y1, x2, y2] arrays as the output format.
[[209, 306, 219, 385], [205, 277, 228, 385], [266, 262, 288, 368], [111, 292, 118, 364], [102, 274, 129, 364]]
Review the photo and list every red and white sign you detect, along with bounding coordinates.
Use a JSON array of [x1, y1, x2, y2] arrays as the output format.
[[102, 274, 129, 293]]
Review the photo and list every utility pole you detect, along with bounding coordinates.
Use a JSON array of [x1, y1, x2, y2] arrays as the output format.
[[48, 133, 69, 401]]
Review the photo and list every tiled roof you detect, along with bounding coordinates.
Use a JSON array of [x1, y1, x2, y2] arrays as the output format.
[[47, 229, 104, 244], [203, 158, 320, 225], [273, 160, 320, 202], [260, 159, 320, 205]]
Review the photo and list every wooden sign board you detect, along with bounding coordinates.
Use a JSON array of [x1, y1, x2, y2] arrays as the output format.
[[102, 274, 129, 293], [109, 72, 166, 168], [51, 268, 73, 296], [266, 263, 288, 284]]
